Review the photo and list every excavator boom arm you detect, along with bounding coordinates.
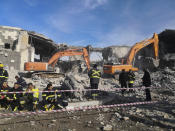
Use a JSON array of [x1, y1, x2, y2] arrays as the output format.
[[48, 48, 90, 70], [127, 33, 159, 64]]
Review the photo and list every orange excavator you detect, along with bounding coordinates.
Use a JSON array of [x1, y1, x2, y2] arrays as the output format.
[[24, 48, 90, 77], [103, 33, 159, 75]]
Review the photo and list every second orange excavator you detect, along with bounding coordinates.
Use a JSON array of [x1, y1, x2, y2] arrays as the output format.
[[103, 33, 159, 75], [24, 48, 90, 77]]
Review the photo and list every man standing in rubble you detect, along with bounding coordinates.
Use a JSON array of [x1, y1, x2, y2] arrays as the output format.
[[0, 64, 8, 86], [119, 69, 128, 95], [88, 64, 101, 99], [142, 69, 152, 101]]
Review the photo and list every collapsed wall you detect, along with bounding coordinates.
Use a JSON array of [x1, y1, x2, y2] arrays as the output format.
[[0, 26, 27, 71], [158, 29, 175, 69], [102, 46, 130, 64]]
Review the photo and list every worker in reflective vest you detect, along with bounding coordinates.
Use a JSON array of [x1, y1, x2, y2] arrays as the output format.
[[25, 83, 39, 111], [9, 83, 24, 111], [42, 83, 66, 111], [88, 64, 101, 99], [0, 81, 11, 109], [127, 69, 135, 92], [0, 64, 8, 86]]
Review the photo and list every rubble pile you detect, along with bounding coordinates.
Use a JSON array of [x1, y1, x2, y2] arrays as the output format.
[[102, 46, 130, 64], [151, 68, 175, 89]]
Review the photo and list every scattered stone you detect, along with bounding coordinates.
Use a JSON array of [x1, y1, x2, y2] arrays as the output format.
[[136, 108, 142, 113], [123, 117, 129, 121], [30, 121, 35, 126], [48, 123, 56, 128], [51, 119, 57, 123], [100, 122, 105, 125], [163, 114, 169, 119], [103, 124, 113, 131], [96, 114, 104, 121], [68, 129, 76, 131], [114, 112, 122, 118], [88, 121, 92, 124], [103, 108, 109, 112]]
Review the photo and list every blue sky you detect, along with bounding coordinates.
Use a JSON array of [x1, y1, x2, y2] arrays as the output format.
[[0, 0, 175, 47]]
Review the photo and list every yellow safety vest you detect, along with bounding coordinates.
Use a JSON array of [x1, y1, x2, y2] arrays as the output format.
[[91, 70, 101, 79], [129, 81, 134, 84], [0, 70, 8, 79], [32, 88, 39, 98], [46, 95, 55, 100], [0, 89, 8, 98]]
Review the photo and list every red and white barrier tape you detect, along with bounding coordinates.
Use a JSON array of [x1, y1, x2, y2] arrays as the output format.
[[0, 86, 161, 94], [0, 101, 157, 118]]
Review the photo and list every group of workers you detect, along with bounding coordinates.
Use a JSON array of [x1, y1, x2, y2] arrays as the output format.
[[0, 63, 67, 111], [119, 69, 152, 101], [0, 62, 152, 112], [88, 64, 152, 101]]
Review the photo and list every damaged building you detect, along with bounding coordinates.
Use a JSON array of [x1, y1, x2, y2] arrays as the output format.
[[0, 26, 67, 71], [0, 25, 175, 73]]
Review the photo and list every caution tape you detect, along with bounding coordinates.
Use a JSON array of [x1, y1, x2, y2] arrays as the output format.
[[0, 86, 161, 94], [0, 101, 157, 118]]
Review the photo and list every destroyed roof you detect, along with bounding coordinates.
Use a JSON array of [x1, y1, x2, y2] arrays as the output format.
[[28, 31, 53, 42], [0, 25, 22, 31], [0, 25, 56, 44], [159, 29, 175, 54]]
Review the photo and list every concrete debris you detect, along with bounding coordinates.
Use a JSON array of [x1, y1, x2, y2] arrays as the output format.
[[114, 112, 122, 119], [123, 117, 129, 121], [30, 121, 36, 126], [136, 109, 142, 113], [51, 119, 57, 123], [103, 124, 113, 131], [48, 123, 56, 128], [96, 114, 105, 121]]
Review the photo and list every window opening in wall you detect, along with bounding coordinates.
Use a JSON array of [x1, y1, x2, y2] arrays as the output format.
[[34, 54, 40, 62], [4, 43, 10, 49]]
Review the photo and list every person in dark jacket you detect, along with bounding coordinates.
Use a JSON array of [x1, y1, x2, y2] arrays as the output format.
[[0, 81, 11, 109], [15, 76, 27, 89], [9, 83, 24, 111], [0, 64, 8, 86], [142, 69, 152, 101], [88, 64, 101, 98], [119, 69, 128, 95]]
